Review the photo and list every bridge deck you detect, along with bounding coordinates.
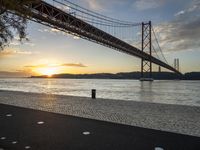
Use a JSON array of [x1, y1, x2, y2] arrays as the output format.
[[18, 1, 181, 74]]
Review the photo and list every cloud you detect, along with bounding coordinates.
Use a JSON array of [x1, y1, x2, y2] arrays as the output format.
[[84, 0, 105, 10], [10, 36, 35, 47], [73, 36, 80, 40], [0, 49, 33, 57], [25, 64, 47, 68], [10, 41, 35, 47], [38, 28, 68, 35], [82, 0, 165, 11], [24, 42, 35, 47], [83, 0, 124, 11], [25, 63, 87, 68], [38, 28, 81, 40], [133, 0, 165, 10], [56, 5, 71, 12], [153, 0, 200, 52], [51, 28, 60, 33], [38, 27, 82, 41], [174, 10, 185, 17], [62, 63, 87, 67], [175, 0, 200, 16], [10, 41, 20, 46]]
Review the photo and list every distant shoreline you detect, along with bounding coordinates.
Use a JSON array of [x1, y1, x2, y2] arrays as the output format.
[[30, 71, 200, 80]]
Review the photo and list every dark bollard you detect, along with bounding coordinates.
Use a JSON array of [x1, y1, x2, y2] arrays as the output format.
[[91, 89, 96, 99]]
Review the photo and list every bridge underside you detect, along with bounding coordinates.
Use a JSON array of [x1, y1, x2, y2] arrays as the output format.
[[6, 1, 181, 74]]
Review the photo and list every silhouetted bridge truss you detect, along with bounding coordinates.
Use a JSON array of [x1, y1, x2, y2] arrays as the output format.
[[3, 0, 182, 77]]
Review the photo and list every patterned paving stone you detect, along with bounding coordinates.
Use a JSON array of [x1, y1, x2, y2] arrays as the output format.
[[0, 90, 200, 137]]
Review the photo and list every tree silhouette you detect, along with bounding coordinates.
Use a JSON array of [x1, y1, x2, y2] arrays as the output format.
[[0, 0, 40, 50]]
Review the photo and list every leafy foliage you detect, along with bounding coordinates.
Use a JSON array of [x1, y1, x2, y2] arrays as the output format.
[[0, 0, 39, 50]]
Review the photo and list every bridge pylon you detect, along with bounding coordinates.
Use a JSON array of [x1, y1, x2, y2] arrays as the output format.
[[140, 21, 153, 81]]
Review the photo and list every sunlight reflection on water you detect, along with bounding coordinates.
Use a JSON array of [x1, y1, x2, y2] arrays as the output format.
[[0, 78, 200, 106]]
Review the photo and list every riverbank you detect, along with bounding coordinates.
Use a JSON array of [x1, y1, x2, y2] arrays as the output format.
[[0, 90, 200, 137], [30, 71, 200, 80]]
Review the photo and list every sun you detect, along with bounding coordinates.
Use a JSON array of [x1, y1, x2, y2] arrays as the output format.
[[36, 67, 58, 77]]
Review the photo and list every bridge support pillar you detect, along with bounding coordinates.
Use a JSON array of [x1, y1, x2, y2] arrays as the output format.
[[140, 21, 153, 81]]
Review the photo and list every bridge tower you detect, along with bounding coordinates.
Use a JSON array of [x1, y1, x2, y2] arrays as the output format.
[[140, 21, 153, 81], [158, 66, 161, 72], [174, 58, 180, 72]]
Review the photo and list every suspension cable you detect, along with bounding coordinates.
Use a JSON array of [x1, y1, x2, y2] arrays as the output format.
[[53, 0, 141, 26], [152, 26, 168, 64]]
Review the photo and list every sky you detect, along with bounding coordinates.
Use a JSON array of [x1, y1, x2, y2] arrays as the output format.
[[0, 0, 200, 77]]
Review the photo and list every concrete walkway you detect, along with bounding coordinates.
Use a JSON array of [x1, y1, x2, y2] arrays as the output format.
[[0, 104, 200, 150], [0, 90, 200, 137]]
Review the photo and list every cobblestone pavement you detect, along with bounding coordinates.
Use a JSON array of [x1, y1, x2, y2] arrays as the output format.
[[0, 90, 200, 137]]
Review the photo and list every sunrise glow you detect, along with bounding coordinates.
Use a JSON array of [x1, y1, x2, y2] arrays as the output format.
[[35, 67, 59, 77]]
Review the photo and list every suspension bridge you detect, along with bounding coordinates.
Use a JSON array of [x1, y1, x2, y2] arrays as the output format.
[[3, 0, 182, 79]]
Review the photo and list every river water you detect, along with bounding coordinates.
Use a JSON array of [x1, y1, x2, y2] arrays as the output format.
[[0, 78, 200, 106]]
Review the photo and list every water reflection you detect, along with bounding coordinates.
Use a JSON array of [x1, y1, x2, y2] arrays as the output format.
[[0, 78, 200, 106], [139, 81, 154, 103]]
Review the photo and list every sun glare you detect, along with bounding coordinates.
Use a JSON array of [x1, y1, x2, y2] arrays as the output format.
[[36, 67, 58, 77]]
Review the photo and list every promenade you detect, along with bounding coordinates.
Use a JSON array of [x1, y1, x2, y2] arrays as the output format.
[[0, 90, 200, 149]]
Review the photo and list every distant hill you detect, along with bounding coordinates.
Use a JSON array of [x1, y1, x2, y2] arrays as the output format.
[[183, 72, 200, 80], [30, 72, 200, 80]]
